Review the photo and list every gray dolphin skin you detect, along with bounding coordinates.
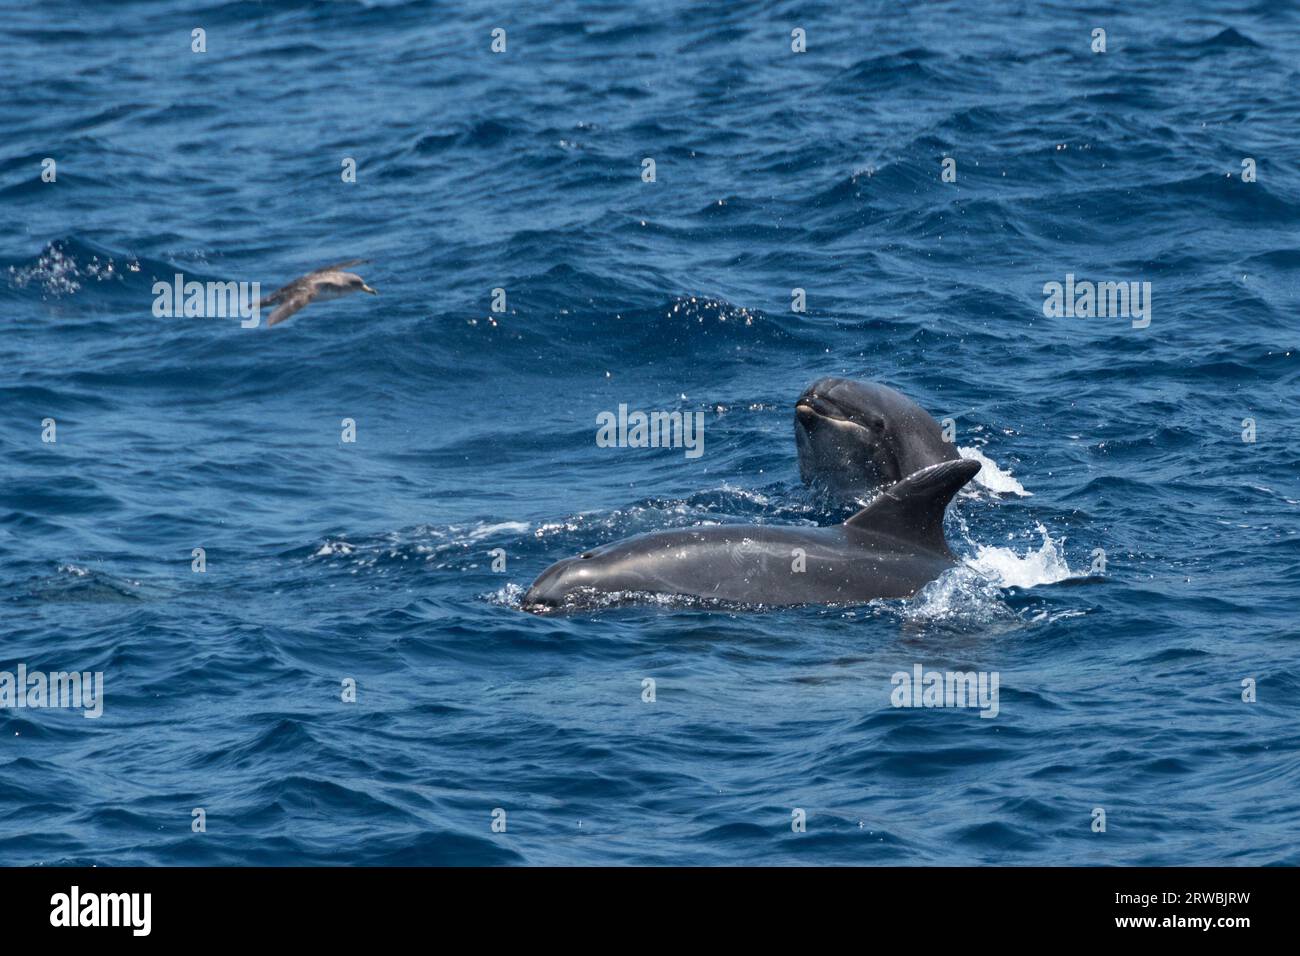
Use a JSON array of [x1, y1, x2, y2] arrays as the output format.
[[522, 458, 980, 614], [795, 377, 960, 505]]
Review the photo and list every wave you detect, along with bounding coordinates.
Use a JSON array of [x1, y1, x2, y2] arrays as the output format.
[[6, 564, 145, 605]]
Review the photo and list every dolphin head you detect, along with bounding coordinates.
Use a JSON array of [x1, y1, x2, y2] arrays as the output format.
[[795, 377, 905, 502], [522, 550, 606, 614]]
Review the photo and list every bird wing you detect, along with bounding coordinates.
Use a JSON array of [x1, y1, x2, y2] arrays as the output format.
[[266, 291, 314, 327], [259, 281, 296, 307], [308, 258, 369, 275]]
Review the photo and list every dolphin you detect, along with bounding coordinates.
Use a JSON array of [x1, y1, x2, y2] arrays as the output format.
[[522, 458, 980, 614], [795, 377, 960, 506]]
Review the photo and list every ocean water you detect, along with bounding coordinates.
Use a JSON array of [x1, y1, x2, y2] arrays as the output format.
[[1, 0, 1298, 866]]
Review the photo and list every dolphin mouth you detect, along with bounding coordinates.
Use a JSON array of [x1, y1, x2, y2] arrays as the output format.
[[796, 392, 854, 425], [521, 582, 567, 614], [521, 557, 581, 614], [521, 596, 558, 615]]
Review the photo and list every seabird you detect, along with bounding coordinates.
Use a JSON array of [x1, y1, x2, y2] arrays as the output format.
[[261, 259, 378, 327]]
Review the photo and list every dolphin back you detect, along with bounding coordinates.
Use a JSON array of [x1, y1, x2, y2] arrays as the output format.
[[843, 458, 980, 557]]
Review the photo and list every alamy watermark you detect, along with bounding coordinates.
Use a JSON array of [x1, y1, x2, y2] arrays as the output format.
[[596, 404, 704, 459], [891, 664, 999, 718], [50, 886, 150, 936], [0, 664, 104, 718], [152, 272, 261, 328], [1042, 273, 1151, 329]]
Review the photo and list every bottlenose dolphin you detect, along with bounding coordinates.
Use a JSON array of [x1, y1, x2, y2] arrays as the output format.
[[522, 458, 980, 614], [795, 377, 959, 506]]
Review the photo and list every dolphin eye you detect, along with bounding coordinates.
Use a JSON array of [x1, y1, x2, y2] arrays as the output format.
[[580, 552, 594, 559]]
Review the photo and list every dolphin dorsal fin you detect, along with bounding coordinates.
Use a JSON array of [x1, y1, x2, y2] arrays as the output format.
[[844, 458, 980, 554]]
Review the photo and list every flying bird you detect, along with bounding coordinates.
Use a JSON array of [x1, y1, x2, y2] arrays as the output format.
[[261, 259, 378, 327]]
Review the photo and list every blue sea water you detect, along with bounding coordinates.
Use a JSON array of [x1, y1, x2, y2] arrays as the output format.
[[1, 0, 1298, 866]]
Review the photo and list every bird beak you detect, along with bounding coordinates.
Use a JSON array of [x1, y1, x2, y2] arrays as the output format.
[[362, 284, 378, 295]]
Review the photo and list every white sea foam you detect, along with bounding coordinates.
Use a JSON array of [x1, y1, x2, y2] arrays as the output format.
[[958, 445, 1030, 497], [487, 582, 529, 606], [965, 524, 1077, 588], [463, 520, 529, 542], [899, 530, 1079, 630], [313, 540, 355, 557], [8, 244, 130, 297], [901, 566, 1017, 627]]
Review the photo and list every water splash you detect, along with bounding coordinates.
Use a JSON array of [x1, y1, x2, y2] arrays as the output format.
[[7, 239, 137, 298], [959, 446, 1031, 497], [901, 565, 1020, 629], [900, 525, 1081, 629], [966, 524, 1077, 588]]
